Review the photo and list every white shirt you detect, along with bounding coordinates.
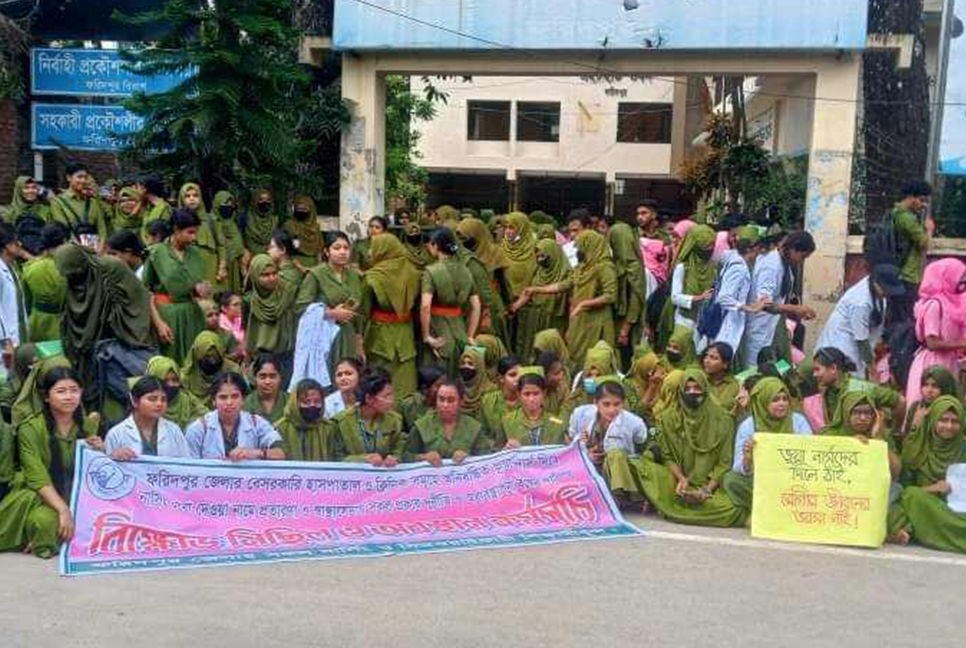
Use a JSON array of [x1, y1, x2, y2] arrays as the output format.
[[670, 263, 697, 329], [567, 404, 648, 456], [707, 250, 752, 356], [105, 415, 191, 458], [731, 413, 813, 475], [185, 410, 282, 459], [562, 240, 579, 268], [816, 277, 885, 378], [0, 257, 25, 347], [324, 391, 347, 419], [742, 250, 786, 369]]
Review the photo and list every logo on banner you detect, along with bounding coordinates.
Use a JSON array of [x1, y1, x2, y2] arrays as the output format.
[[86, 457, 136, 501]]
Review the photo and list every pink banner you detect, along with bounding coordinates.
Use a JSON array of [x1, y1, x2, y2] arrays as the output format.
[[62, 442, 640, 575]]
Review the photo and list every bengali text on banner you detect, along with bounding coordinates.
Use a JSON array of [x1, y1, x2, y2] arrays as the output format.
[[61, 442, 641, 576]]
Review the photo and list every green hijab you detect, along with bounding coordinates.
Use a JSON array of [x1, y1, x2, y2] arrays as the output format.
[[211, 190, 244, 261], [749, 377, 793, 434], [901, 396, 966, 485], [664, 325, 697, 369], [628, 351, 667, 400], [178, 182, 208, 215], [921, 366, 962, 401], [583, 340, 620, 377], [365, 233, 421, 316], [456, 217, 504, 272], [536, 223, 556, 240], [246, 188, 278, 252], [12, 355, 72, 425], [459, 347, 492, 413], [533, 238, 570, 316], [113, 186, 144, 231], [5, 176, 48, 222], [181, 331, 239, 400], [677, 224, 717, 298], [475, 334, 508, 384], [533, 328, 571, 368], [570, 230, 610, 290], [501, 212, 537, 298], [248, 255, 289, 320], [654, 368, 685, 421], [668, 368, 732, 454], [286, 195, 324, 259], [822, 391, 875, 437]]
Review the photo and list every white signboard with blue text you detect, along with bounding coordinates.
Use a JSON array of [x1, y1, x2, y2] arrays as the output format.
[[32, 103, 145, 151], [31, 47, 192, 97], [939, 2, 966, 175]]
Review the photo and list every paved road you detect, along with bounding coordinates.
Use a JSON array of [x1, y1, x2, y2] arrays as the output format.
[[2, 515, 962, 648]]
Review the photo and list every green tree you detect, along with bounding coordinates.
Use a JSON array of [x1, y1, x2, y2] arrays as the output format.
[[115, 0, 348, 199]]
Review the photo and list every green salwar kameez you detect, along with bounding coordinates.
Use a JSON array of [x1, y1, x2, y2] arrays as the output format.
[[212, 191, 245, 293], [145, 356, 207, 430], [406, 411, 487, 461], [276, 394, 334, 461], [501, 409, 568, 446], [421, 256, 477, 376], [142, 241, 206, 364], [21, 256, 65, 343], [331, 407, 406, 462], [243, 391, 287, 426], [296, 263, 364, 374], [563, 231, 617, 369]]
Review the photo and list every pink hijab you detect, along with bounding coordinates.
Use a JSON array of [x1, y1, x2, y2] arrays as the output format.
[[711, 230, 731, 263], [672, 219, 697, 240], [914, 258, 966, 337], [639, 237, 670, 284]]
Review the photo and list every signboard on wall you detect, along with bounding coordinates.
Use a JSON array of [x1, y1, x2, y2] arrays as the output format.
[[32, 103, 145, 151], [31, 48, 193, 97], [939, 3, 966, 175], [749, 105, 777, 155]]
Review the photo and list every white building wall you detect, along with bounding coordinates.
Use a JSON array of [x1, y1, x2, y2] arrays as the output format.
[[412, 76, 677, 180]]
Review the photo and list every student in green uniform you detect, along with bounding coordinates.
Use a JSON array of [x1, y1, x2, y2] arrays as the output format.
[[479, 354, 523, 449], [179, 182, 224, 287], [267, 229, 305, 289], [142, 209, 209, 363], [500, 212, 539, 357], [3, 176, 50, 224], [900, 366, 960, 443], [49, 163, 107, 251], [455, 217, 509, 347], [285, 195, 325, 268], [501, 369, 568, 449], [211, 190, 246, 292], [276, 378, 333, 462], [563, 341, 639, 419], [112, 186, 144, 238], [457, 346, 492, 420], [663, 324, 697, 370], [636, 368, 746, 528], [401, 223, 433, 271], [139, 175, 173, 241], [530, 238, 571, 338], [145, 355, 207, 430], [536, 350, 570, 417], [890, 396, 966, 552], [244, 354, 287, 425], [296, 231, 364, 372], [407, 378, 487, 465], [608, 219, 647, 369], [0, 367, 98, 559], [626, 350, 669, 423], [246, 254, 298, 381], [0, 344, 35, 422], [362, 233, 421, 399], [246, 188, 279, 256], [420, 228, 481, 376], [180, 331, 241, 406], [331, 367, 405, 467], [520, 230, 617, 368], [703, 342, 741, 414], [21, 223, 67, 343], [812, 346, 905, 430], [398, 364, 446, 435], [820, 391, 902, 479], [476, 333, 508, 385], [351, 215, 387, 271]]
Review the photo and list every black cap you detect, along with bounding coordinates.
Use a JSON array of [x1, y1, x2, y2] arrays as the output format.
[[871, 264, 905, 297]]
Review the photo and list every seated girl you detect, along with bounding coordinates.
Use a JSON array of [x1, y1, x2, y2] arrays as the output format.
[[564, 341, 639, 420], [276, 378, 332, 462], [890, 396, 966, 552], [479, 354, 523, 448], [536, 350, 570, 417], [702, 342, 740, 414], [501, 369, 568, 449], [185, 372, 285, 461], [721, 377, 812, 514], [325, 357, 362, 419], [181, 331, 241, 406], [899, 366, 960, 445], [105, 376, 191, 460], [244, 354, 286, 425], [145, 355, 207, 430], [408, 378, 487, 466], [332, 367, 405, 467], [398, 365, 446, 434], [0, 368, 98, 558]]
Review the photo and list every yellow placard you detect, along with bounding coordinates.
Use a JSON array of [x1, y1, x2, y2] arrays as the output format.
[[750, 433, 891, 548]]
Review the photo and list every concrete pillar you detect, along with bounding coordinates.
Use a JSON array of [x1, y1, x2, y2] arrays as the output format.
[[802, 57, 862, 351], [339, 56, 386, 241]]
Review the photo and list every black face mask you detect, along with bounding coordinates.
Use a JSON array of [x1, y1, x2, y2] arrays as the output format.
[[300, 406, 322, 423], [536, 256, 551, 268], [163, 384, 180, 403], [681, 392, 704, 409], [256, 202, 271, 214], [199, 357, 222, 375], [218, 205, 235, 219], [462, 237, 477, 251], [666, 350, 683, 364], [294, 209, 310, 221], [576, 250, 586, 263], [459, 367, 477, 383]]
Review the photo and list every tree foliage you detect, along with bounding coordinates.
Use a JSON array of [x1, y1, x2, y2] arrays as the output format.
[[114, 0, 349, 200], [385, 75, 449, 208]]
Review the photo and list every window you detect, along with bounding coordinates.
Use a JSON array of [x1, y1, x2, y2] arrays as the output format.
[[467, 100, 510, 141], [617, 103, 672, 143], [517, 102, 560, 142]]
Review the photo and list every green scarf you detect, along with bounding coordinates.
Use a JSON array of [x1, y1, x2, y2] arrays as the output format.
[[822, 391, 875, 437], [677, 225, 717, 310], [749, 377, 793, 434], [212, 191, 244, 261], [533, 238, 570, 317], [113, 186, 144, 232], [456, 218, 504, 272], [475, 334, 508, 384], [177, 182, 208, 215], [608, 222, 647, 318], [533, 328, 571, 367], [275, 391, 330, 461], [570, 230, 610, 290], [286, 195, 324, 260], [459, 347, 492, 414], [501, 212, 537, 298], [921, 366, 962, 400], [583, 340, 619, 376], [664, 325, 697, 369], [901, 395, 966, 485], [181, 331, 240, 400], [654, 369, 685, 421], [667, 368, 731, 454], [365, 233, 421, 316], [11, 356, 72, 425], [5, 176, 50, 223], [628, 351, 667, 402], [536, 223, 556, 240], [246, 188, 278, 253]]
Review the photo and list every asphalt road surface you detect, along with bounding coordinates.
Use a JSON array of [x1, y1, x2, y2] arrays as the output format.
[[2, 514, 962, 648]]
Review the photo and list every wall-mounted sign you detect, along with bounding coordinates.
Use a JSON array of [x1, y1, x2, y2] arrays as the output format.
[[32, 103, 145, 151], [31, 47, 193, 98]]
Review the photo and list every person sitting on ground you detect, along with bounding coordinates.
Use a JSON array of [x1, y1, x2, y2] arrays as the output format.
[[105, 376, 191, 459], [144, 355, 207, 430], [398, 365, 446, 435], [407, 378, 487, 465], [185, 371, 284, 460], [275, 378, 332, 462], [244, 354, 286, 425], [900, 367, 961, 445], [501, 369, 569, 449], [479, 354, 522, 449], [324, 357, 363, 419], [536, 350, 570, 417], [332, 367, 405, 467], [702, 342, 741, 414]]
